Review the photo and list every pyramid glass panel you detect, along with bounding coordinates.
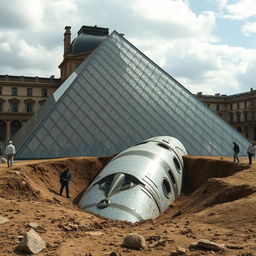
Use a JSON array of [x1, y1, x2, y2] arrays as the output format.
[[12, 31, 250, 159]]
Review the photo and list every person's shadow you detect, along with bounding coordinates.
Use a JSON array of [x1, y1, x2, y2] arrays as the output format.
[[47, 187, 59, 195]]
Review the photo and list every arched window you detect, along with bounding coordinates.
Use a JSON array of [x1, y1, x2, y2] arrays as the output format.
[[0, 98, 5, 112], [244, 111, 248, 122], [0, 120, 6, 141], [236, 112, 241, 122], [229, 112, 234, 123], [11, 120, 22, 137], [9, 98, 20, 113], [24, 99, 35, 113]]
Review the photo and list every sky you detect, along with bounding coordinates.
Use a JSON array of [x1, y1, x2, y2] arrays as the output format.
[[0, 0, 256, 95]]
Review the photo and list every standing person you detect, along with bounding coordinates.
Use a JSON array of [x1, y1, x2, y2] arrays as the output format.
[[247, 142, 256, 165], [5, 140, 16, 168], [233, 142, 240, 163], [59, 167, 72, 198]]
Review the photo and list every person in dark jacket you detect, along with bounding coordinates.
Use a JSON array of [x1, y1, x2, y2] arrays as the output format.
[[59, 167, 72, 198], [233, 142, 240, 163]]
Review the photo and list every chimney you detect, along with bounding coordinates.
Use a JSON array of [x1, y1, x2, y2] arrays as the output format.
[[64, 26, 71, 56]]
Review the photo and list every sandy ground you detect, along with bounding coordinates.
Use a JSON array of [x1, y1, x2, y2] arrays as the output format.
[[0, 155, 256, 256]]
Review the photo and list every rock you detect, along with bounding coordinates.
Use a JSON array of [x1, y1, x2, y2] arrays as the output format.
[[169, 246, 187, 255], [176, 246, 187, 254], [190, 239, 225, 251], [109, 252, 120, 256], [226, 244, 244, 249], [172, 210, 182, 218], [0, 215, 9, 224], [17, 229, 46, 254], [1, 158, 7, 163], [62, 223, 79, 231], [28, 222, 39, 229], [123, 233, 146, 249], [16, 235, 23, 241]]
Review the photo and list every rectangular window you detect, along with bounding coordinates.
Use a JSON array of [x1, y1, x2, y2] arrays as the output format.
[[237, 102, 240, 110], [216, 104, 220, 111], [0, 102, 2, 112], [12, 87, 17, 96], [42, 88, 47, 97], [26, 103, 33, 113], [27, 88, 33, 97], [0, 87, 2, 95], [230, 104, 233, 110], [11, 102, 18, 112]]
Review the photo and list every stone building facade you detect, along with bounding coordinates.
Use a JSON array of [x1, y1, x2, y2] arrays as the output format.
[[196, 89, 256, 142], [0, 75, 59, 146]]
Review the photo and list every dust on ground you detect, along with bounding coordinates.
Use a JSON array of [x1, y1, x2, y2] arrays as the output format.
[[0, 155, 255, 256]]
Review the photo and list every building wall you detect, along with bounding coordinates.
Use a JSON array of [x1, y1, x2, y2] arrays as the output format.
[[0, 75, 59, 146], [196, 90, 256, 142]]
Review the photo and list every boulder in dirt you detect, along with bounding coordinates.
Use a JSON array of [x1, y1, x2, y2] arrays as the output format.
[[0, 215, 9, 224], [0, 157, 7, 163], [109, 252, 120, 256], [189, 239, 225, 251], [17, 228, 46, 254], [28, 222, 39, 229], [170, 246, 187, 255], [123, 233, 146, 249]]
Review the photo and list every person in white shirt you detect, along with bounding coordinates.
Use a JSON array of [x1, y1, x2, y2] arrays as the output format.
[[5, 141, 16, 168], [247, 142, 256, 165]]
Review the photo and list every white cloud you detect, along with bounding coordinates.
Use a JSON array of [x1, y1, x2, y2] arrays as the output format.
[[242, 22, 256, 36], [217, 0, 256, 20], [0, 0, 44, 29], [0, 42, 11, 52], [133, 36, 256, 94], [0, 0, 255, 95]]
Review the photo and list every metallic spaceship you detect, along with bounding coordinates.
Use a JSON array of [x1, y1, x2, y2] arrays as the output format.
[[78, 136, 187, 222]]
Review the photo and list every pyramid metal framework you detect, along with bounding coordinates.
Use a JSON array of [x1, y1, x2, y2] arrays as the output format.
[[13, 31, 250, 159]]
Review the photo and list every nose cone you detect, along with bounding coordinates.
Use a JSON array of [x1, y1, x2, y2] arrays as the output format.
[[106, 173, 126, 197]]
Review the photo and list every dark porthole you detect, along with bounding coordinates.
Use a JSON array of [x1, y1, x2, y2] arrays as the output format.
[[173, 157, 181, 173], [157, 143, 169, 150], [168, 170, 176, 185], [162, 179, 172, 198]]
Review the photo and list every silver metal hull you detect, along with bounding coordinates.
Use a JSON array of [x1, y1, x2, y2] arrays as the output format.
[[78, 136, 187, 222]]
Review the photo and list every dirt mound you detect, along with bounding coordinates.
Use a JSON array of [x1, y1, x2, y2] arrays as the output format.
[[0, 156, 256, 255], [0, 156, 113, 201], [183, 156, 249, 193]]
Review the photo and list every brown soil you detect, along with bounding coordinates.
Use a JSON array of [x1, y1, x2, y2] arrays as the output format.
[[0, 156, 256, 256]]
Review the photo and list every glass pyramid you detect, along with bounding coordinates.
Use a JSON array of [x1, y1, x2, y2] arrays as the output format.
[[13, 31, 250, 159]]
